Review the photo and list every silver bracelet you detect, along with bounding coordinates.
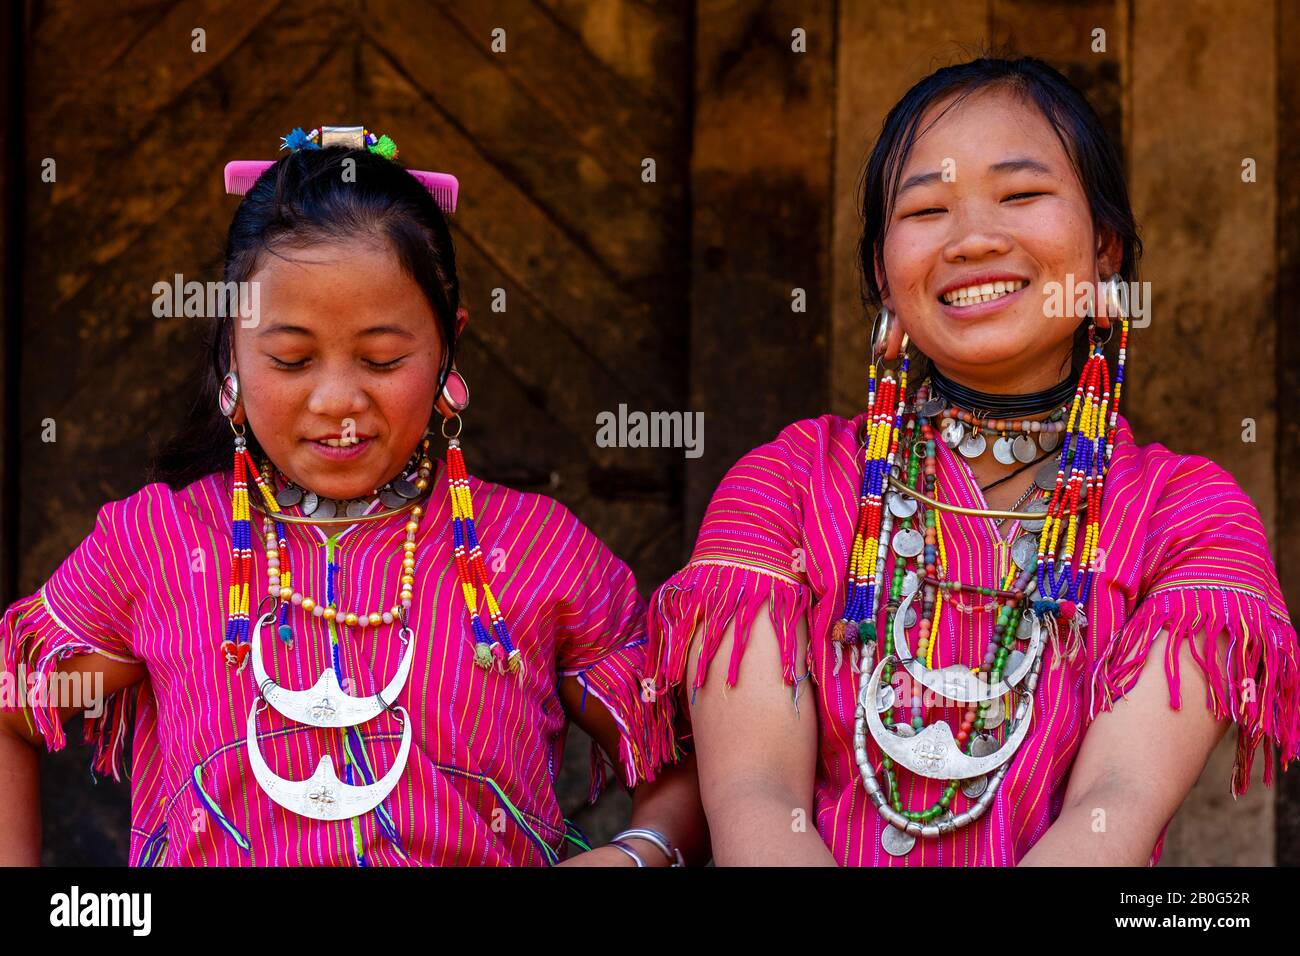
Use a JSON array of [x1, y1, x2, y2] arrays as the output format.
[[612, 827, 685, 867], [608, 839, 647, 867]]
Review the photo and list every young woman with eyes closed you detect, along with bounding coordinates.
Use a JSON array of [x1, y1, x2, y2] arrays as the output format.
[[0, 129, 706, 867], [646, 57, 1298, 866]]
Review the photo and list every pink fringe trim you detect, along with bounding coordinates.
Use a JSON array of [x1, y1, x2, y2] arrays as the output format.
[[1, 590, 134, 782], [1088, 586, 1300, 798], [648, 561, 812, 694], [567, 649, 679, 803]]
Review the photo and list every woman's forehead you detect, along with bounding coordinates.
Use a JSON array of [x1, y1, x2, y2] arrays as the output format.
[[242, 241, 436, 336], [903, 87, 1067, 172]]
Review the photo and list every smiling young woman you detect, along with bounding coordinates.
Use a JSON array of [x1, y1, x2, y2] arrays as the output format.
[[645, 57, 1299, 866], [0, 129, 706, 867]]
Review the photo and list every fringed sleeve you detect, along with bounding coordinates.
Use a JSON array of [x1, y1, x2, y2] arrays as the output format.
[[647, 428, 813, 707], [648, 560, 811, 695], [552, 506, 676, 801], [0, 499, 142, 781], [1088, 455, 1300, 800]]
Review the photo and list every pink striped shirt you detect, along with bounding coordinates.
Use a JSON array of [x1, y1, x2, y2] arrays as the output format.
[[647, 410, 1298, 866], [2, 460, 674, 865]]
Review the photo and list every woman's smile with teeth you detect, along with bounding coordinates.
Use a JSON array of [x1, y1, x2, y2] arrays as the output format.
[[940, 279, 1029, 306]]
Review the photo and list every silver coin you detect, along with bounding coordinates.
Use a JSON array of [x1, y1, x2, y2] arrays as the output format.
[[892, 722, 916, 738], [876, 684, 895, 713], [380, 489, 407, 509], [902, 605, 917, 629], [312, 497, 336, 520], [1019, 499, 1048, 533], [1038, 429, 1060, 453], [392, 478, 420, 499], [961, 775, 989, 799], [901, 571, 921, 597], [1035, 460, 1059, 491], [981, 696, 1004, 730], [958, 432, 987, 459], [276, 486, 304, 508], [1012, 433, 1038, 463], [881, 824, 917, 857], [887, 492, 918, 519], [346, 498, 371, 518], [891, 528, 924, 558], [992, 436, 1017, 465], [302, 492, 319, 515], [920, 397, 947, 418], [1011, 534, 1038, 572], [969, 732, 1000, 758], [941, 418, 965, 448], [889, 463, 902, 481], [1006, 649, 1026, 673]]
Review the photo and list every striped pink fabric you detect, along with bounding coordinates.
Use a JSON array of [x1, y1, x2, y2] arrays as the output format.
[[1, 460, 674, 865], [647, 410, 1299, 866]]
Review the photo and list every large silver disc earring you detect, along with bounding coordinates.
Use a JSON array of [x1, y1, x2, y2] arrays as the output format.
[[435, 366, 470, 418], [219, 371, 240, 419], [1098, 274, 1128, 321], [870, 307, 910, 362]]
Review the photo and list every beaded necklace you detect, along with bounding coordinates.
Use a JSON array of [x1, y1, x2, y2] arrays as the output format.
[[841, 315, 1127, 856], [224, 425, 522, 679]]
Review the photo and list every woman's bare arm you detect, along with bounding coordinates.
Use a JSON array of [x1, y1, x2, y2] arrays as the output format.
[[0, 653, 146, 865], [687, 599, 835, 866], [1018, 627, 1232, 866], [556, 674, 710, 866]]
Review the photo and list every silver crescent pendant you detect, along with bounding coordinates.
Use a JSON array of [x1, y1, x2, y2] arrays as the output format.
[[891, 590, 1042, 702], [251, 611, 416, 727], [246, 702, 412, 821], [857, 655, 1034, 780]]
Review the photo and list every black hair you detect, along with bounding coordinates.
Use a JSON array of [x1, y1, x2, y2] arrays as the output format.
[[148, 145, 459, 490], [858, 54, 1143, 383]]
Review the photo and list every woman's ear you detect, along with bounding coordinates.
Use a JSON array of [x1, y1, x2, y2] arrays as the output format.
[[1096, 226, 1122, 284], [873, 260, 893, 312], [1093, 227, 1125, 328], [455, 306, 469, 338]]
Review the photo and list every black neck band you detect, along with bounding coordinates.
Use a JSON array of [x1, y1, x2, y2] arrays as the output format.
[[930, 366, 1078, 418]]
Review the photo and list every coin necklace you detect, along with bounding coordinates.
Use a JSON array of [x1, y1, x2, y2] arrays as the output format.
[[265, 442, 429, 520], [838, 355, 1105, 856], [851, 381, 1048, 856], [260, 439, 433, 647]]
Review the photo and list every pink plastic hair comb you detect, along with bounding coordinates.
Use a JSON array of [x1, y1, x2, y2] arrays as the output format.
[[223, 125, 459, 214]]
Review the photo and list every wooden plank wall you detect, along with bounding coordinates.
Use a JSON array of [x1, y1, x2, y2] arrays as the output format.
[[687, 0, 833, 532], [1126, 0, 1278, 866]]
